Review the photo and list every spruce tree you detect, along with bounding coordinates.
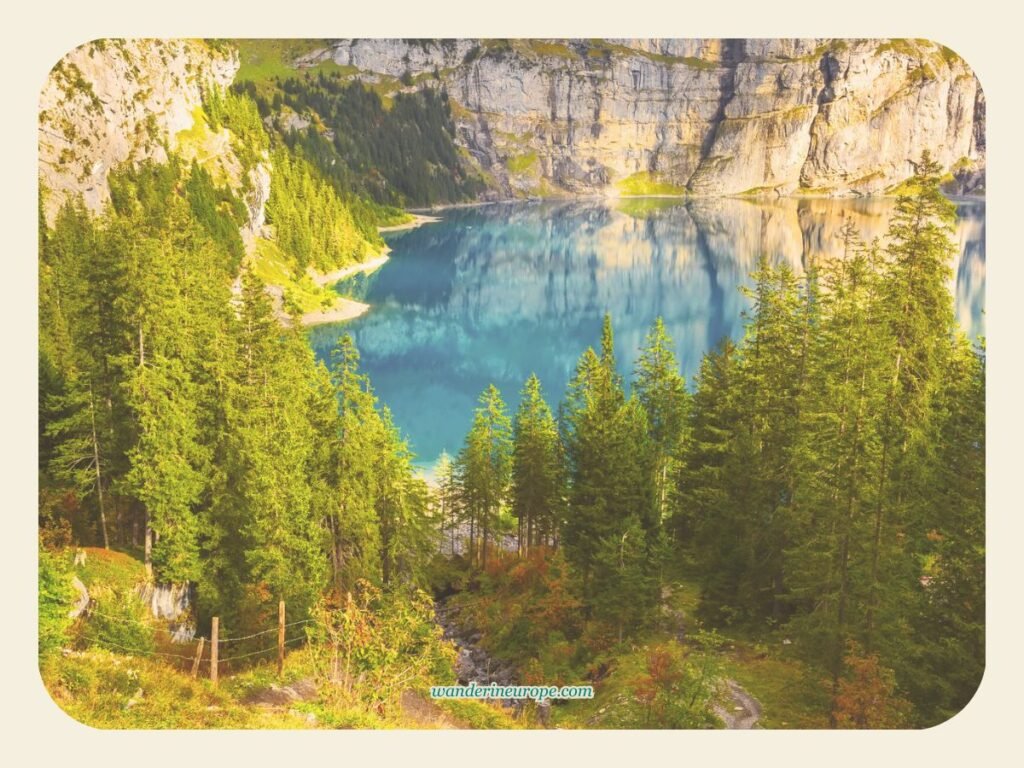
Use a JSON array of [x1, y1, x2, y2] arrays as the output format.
[[455, 385, 513, 567], [511, 374, 565, 555], [634, 317, 690, 523]]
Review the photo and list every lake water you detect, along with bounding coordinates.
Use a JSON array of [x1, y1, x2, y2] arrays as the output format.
[[306, 198, 985, 469]]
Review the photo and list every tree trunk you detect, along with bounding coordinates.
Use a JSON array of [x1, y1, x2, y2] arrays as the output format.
[[144, 513, 153, 580], [88, 388, 109, 550]]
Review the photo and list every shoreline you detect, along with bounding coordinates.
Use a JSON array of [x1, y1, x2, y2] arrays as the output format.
[[300, 214, 443, 326], [311, 251, 391, 287], [411, 190, 986, 211], [300, 297, 370, 327], [378, 213, 442, 233]]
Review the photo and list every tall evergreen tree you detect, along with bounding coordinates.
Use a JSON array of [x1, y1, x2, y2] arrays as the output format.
[[455, 385, 513, 568], [634, 317, 690, 523], [511, 374, 565, 555], [864, 152, 958, 661], [327, 334, 383, 592], [562, 314, 659, 616], [782, 228, 891, 705]]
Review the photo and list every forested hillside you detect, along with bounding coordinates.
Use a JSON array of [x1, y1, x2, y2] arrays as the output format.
[[38, 38, 983, 730]]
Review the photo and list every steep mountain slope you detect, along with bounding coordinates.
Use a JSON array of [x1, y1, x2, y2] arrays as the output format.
[[39, 40, 242, 224], [38, 38, 389, 324], [293, 38, 984, 198]]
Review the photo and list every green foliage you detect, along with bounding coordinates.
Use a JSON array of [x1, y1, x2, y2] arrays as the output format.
[[39, 547, 74, 660], [203, 84, 269, 169], [511, 374, 565, 554], [322, 335, 437, 591], [561, 315, 660, 625], [124, 354, 207, 584], [306, 582, 456, 713], [634, 317, 690, 521], [684, 258, 813, 626], [80, 588, 156, 657], [591, 515, 666, 640], [183, 162, 246, 264], [673, 153, 982, 726], [615, 171, 688, 196], [450, 550, 582, 676], [455, 385, 513, 568], [620, 640, 722, 728], [266, 147, 378, 272], [236, 74, 485, 207]]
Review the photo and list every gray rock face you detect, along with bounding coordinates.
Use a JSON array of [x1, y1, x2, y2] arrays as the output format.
[[136, 581, 192, 620], [302, 38, 984, 197], [39, 39, 238, 224], [69, 576, 89, 619]]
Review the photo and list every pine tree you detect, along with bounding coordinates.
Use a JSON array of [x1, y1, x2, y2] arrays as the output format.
[[455, 385, 513, 568], [591, 515, 664, 643], [864, 152, 958, 660], [511, 374, 565, 555], [782, 227, 890, 701], [634, 317, 690, 523], [561, 314, 659, 615], [327, 334, 383, 592], [690, 260, 808, 625], [375, 407, 435, 587], [904, 334, 985, 725], [124, 354, 207, 583], [435, 451, 458, 555], [675, 339, 741, 622]]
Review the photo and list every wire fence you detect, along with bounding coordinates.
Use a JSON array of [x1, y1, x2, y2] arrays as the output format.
[[84, 609, 315, 644], [84, 633, 309, 663], [76, 601, 325, 681]]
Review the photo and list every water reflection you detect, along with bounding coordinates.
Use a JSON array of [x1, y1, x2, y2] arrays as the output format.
[[307, 198, 985, 466]]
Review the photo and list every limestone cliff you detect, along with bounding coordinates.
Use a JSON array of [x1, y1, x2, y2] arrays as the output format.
[[298, 38, 984, 198], [38, 39, 246, 224]]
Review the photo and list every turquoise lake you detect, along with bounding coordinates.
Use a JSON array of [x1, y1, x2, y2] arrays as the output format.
[[306, 198, 985, 469]]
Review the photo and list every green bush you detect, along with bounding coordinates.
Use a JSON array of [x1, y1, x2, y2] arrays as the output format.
[[81, 588, 156, 657], [39, 547, 73, 660]]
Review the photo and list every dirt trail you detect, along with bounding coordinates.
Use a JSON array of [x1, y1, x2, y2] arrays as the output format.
[[714, 679, 762, 729], [661, 584, 762, 729]]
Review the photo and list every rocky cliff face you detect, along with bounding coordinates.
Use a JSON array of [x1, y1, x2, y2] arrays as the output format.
[[300, 38, 984, 198], [38, 39, 241, 224]]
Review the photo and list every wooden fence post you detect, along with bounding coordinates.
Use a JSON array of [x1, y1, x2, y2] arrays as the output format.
[[278, 600, 286, 677], [191, 636, 205, 679], [210, 616, 219, 687]]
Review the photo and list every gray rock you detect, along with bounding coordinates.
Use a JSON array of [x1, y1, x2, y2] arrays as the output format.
[[304, 38, 984, 198]]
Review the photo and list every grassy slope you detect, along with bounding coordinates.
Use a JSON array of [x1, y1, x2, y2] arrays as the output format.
[[616, 171, 688, 197], [43, 547, 521, 729], [663, 568, 831, 729], [547, 571, 830, 729], [234, 40, 357, 88], [73, 547, 146, 594], [251, 239, 341, 316], [50, 550, 828, 729]]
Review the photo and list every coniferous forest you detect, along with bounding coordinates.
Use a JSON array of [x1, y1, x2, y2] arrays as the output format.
[[37, 40, 984, 731]]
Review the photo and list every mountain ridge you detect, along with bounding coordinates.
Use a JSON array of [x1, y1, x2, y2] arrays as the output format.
[[293, 38, 984, 199]]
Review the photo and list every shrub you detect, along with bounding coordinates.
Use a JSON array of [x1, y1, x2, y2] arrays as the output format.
[[617, 638, 723, 728], [81, 588, 156, 658], [306, 581, 456, 716], [39, 546, 74, 660]]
